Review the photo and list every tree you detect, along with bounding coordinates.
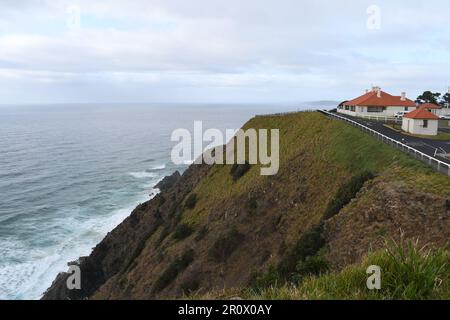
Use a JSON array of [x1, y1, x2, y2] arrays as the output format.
[[415, 91, 441, 105], [440, 93, 450, 108]]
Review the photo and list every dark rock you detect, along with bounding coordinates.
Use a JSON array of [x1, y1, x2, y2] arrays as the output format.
[[155, 171, 181, 192], [42, 163, 211, 300]]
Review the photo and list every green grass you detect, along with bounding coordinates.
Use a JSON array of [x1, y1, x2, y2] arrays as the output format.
[[180, 112, 450, 228], [299, 240, 448, 300], [438, 120, 450, 129], [244, 240, 449, 300]]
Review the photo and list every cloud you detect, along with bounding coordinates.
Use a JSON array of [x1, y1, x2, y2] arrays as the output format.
[[0, 0, 449, 103]]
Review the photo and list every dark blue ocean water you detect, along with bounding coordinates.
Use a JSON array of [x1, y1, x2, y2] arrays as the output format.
[[0, 103, 298, 299]]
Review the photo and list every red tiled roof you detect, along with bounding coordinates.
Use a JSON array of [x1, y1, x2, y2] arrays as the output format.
[[344, 90, 416, 107], [404, 106, 439, 120], [420, 103, 441, 109]]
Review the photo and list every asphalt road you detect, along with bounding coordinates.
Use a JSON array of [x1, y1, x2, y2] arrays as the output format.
[[325, 112, 450, 165]]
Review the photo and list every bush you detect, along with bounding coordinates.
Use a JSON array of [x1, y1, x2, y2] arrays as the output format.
[[153, 249, 194, 293], [172, 224, 194, 241], [155, 224, 171, 247], [247, 197, 258, 211], [292, 255, 329, 283], [323, 171, 374, 220], [252, 265, 281, 291], [195, 226, 208, 241], [185, 193, 197, 209], [209, 228, 245, 262], [278, 223, 325, 279], [230, 162, 251, 181], [180, 279, 200, 294]]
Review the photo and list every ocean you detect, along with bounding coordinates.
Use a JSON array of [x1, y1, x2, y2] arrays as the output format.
[[0, 103, 299, 300]]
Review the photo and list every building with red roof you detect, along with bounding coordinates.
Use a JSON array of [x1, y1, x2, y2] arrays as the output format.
[[337, 86, 417, 117], [401, 106, 439, 136], [418, 103, 444, 116]]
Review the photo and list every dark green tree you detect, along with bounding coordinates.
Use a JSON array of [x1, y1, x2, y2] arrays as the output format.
[[440, 93, 450, 108], [415, 91, 441, 105]]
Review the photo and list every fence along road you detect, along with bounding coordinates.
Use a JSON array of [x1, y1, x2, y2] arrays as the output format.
[[318, 110, 450, 177]]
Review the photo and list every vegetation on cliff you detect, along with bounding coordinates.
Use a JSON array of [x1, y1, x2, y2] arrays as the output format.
[[43, 112, 450, 300], [193, 239, 449, 300]]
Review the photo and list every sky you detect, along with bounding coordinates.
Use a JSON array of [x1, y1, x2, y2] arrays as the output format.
[[0, 0, 449, 104]]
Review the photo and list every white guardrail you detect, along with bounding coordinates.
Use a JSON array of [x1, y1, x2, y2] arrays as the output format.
[[319, 110, 450, 177]]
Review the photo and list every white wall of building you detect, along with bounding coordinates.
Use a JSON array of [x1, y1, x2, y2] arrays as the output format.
[[431, 108, 450, 117], [401, 118, 438, 136], [337, 105, 416, 117]]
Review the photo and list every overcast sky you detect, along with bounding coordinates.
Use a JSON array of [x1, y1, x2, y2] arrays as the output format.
[[0, 0, 449, 104]]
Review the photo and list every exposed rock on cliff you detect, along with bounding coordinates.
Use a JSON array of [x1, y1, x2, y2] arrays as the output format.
[[155, 171, 181, 192]]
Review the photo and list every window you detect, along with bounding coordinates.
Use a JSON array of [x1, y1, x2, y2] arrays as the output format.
[[404, 107, 408, 111], [367, 106, 384, 113], [423, 120, 428, 128]]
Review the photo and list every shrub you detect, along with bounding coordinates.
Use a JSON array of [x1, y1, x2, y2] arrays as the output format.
[[153, 249, 194, 293], [292, 255, 329, 283], [195, 226, 208, 241], [155, 224, 171, 247], [252, 265, 281, 291], [230, 162, 251, 181], [185, 193, 197, 209], [247, 197, 258, 211], [180, 279, 200, 294], [323, 171, 374, 220], [278, 223, 325, 279], [172, 224, 194, 241], [209, 228, 245, 262]]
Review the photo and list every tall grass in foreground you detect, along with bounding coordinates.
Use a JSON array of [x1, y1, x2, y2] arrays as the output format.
[[188, 239, 448, 300], [246, 239, 448, 300]]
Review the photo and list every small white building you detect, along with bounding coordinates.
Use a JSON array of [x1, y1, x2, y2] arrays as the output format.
[[337, 86, 417, 117], [419, 103, 450, 117], [401, 107, 439, 136]]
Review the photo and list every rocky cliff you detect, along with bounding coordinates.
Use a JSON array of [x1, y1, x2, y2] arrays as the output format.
[[42, 112, 450, 300]]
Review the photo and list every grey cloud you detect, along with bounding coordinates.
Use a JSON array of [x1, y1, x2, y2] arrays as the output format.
[[0, 0, 449, 103]]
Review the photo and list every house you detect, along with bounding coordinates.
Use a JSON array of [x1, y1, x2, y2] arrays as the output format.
[[337, 87, 417, 117], [419, 103, 447, 117], [401, 106, 439, 136]]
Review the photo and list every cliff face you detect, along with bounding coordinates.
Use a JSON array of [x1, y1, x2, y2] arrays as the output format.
[[43, 112, 450, 300]]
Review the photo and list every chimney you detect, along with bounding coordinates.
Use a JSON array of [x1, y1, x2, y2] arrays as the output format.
[[401, 92, 406, 101], [377, 88, 381, 98]]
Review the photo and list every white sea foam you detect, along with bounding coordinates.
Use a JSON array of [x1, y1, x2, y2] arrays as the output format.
[[129, 171, 156, 179], [149, 164, 166, 170], [0, 184, 161, 300]]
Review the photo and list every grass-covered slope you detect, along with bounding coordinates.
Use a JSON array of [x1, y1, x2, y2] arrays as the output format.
[[193, 239, 449, 300], [44, 112, 449, 300]]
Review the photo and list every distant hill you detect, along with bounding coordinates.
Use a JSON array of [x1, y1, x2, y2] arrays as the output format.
[[43, 112, 449, 300], [299, 100, 340, 108]]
